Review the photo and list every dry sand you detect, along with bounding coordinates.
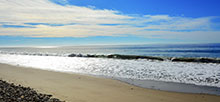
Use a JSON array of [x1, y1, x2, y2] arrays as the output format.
[[0, 63, 220, 102]]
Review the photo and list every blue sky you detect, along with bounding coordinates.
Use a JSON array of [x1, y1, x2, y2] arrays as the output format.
[[51, 0, 220, 17], [0, 0, 220, 46]]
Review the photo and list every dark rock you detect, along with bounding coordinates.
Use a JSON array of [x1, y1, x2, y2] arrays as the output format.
[[68, 53, 76, 57], [77, 54, 83, 57], [0, 79, 65, 102], [107, 54, 164, 61], [68, 53, 164, 61], [171, 57, 220, 63], [86, 54, 96, 57]]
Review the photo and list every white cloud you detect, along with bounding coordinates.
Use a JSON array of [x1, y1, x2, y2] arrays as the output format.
[[0, 0, 219, 42], [0, 0, 131, 24]]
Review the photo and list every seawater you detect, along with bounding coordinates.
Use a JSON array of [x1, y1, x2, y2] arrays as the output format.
[[0, 44, 220, 95], [0, 43, 220, 58]]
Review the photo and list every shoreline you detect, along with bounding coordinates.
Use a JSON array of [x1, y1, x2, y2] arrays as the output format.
[[1, 54, 219, 88], [90, 73, 220, 95], [1, 63, 220, 102], [1, 52, 220, 63], [116, 77, 220, 95]]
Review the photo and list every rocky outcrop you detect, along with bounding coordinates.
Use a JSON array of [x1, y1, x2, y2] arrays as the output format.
[[0, 80, 64, 102]]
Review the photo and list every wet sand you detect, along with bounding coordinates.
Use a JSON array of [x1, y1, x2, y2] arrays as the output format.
[[0, 63, 220, 102], [118, 78, 220, 95]]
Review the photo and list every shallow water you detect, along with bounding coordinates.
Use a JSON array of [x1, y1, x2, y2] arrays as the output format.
[[117, 78, 220, 95], [0, 54, 219, 89], [1, 44, 220, 95]]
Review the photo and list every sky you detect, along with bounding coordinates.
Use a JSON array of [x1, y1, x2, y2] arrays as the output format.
[[0, 0, 220, 46]]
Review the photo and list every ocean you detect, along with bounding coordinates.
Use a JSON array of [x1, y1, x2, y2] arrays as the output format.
[[0, 43, 220, 95], [0, 43, 220, 58]]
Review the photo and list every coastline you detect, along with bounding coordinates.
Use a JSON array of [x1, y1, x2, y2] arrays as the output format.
[[117, 78, 220, 95], [0, 63, 220, 102]]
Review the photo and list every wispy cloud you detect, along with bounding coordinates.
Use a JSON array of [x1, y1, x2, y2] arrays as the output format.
[[0, 0, 219, 42]]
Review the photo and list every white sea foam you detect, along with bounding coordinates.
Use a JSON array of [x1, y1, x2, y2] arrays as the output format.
[[0, 54, 220, 87]]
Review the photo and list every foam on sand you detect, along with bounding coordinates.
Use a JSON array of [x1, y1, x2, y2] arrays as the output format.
[[0, 54, 219, 89]]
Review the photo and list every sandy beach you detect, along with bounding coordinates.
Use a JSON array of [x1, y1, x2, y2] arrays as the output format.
[[0, 63, 220, 102]]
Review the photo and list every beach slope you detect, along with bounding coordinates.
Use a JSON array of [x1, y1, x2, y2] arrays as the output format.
[[0, 63, 219, 102]]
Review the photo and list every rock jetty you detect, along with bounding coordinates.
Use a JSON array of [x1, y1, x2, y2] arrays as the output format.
[[68, 53, 220, 63]]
